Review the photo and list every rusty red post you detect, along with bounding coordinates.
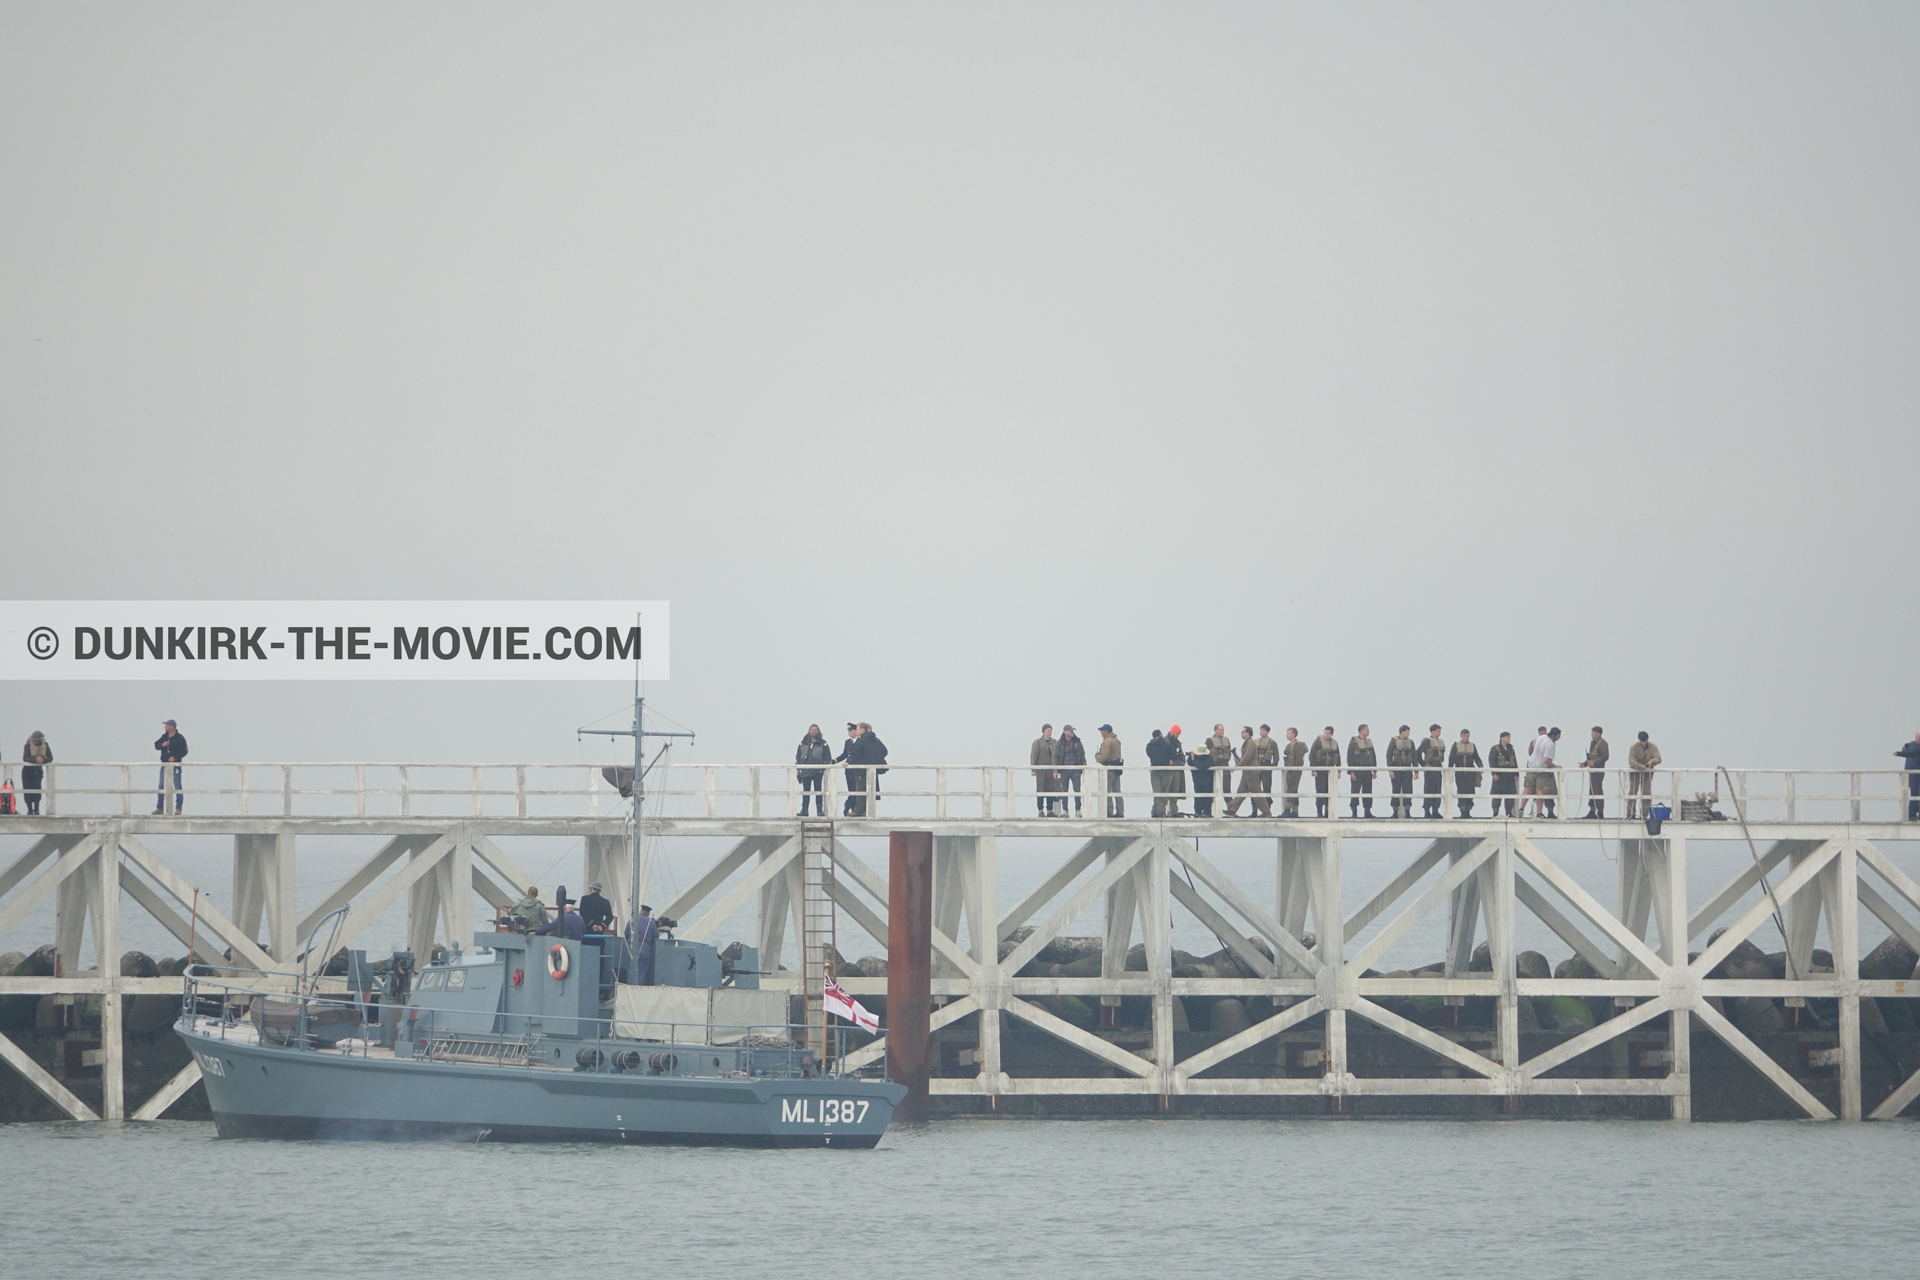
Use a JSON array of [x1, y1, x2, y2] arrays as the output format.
[[887, 829, 933, 1122]]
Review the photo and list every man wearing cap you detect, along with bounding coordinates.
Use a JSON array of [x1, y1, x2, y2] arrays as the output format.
[[1583, 727, 1611, 819], [1058, 725, 1087, 817], [1095, 725, 1124, 817], [1385, 725, 1417, 819], [1030, 723, 1061, 817], [508, 884, 550, 931], [1418, 725, 1448, 818], [1281, 728, 1307, 817], [153, 719, 188, 815], [627, 904, 660, 984], [1309, 727, 1341, 817], [1627, 732, 1662, 818], [1449, 730, 1483, 818], [1347, 725, 1377, 817], [1187, 739, 1217, 817], [579, 882, 615, 934]]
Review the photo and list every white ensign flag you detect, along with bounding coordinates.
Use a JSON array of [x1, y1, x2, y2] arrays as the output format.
[[823, 977, 879, 1033]]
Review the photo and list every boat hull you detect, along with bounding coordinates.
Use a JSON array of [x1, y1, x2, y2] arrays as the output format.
[[178, 1022, 905, 1148]]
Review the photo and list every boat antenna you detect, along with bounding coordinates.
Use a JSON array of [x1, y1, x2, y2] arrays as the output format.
[[579, 610, 691, 970]]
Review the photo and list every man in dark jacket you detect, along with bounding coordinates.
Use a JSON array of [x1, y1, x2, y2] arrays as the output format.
[[1418, 725, 1448, 818], [578, 882, 615, 934], [534, 897, 585, 940], [1897, 731, 1920, 821], [1488, 732, 1520, 817], [1145, 729, 1180, 818], [796, 725, 832, 816], [845, 723, 887, 816], [836, 722, 861, 815], [1057, 726, 1087, 817], [21, 731, 51, 816], [627, 905, 660, 984], [154, 719, 188, 814]]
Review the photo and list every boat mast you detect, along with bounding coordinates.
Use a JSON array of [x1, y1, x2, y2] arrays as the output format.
[[577, 609, 690, 971], [629, 674, 644, 938]]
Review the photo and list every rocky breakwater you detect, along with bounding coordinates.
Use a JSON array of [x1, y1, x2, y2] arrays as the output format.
[[1, 946, 205, 1121]]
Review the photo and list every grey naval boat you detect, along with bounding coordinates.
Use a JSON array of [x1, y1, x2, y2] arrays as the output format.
[[176, 927, 904, 1147]]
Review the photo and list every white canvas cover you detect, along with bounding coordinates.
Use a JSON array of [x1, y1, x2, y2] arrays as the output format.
[[613, 985, 789, 1045]]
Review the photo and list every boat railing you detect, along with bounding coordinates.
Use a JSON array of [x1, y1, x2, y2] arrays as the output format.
[[180, 965, 880, 1080]]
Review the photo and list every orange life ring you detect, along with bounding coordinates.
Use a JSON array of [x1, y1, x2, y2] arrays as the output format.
[[547, 944, 569, 980]]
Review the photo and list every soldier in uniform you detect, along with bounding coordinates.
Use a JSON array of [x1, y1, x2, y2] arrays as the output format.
[[1226, 726, 1257, 817], [1385, 725, 1417, 818], [1206, 724, 1235, 815], [1449, 730, 1483, 818], [1583, 726, 1610, 818], [507, 884, 550, 931], [1030, 724, 1061, 817], [1488, 732, 1519, 816], [1627, 731, 1662, 818], [1347, 725, 1378, 818], [1418, 724, 1447, 818], [1282, 727, 1307, 817], [1245, 724, 1280, 817], [1096, 724, 1125, 817], [1309, 727, 1341, 817]]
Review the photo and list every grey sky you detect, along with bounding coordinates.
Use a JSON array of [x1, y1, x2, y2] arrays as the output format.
[[3, 2, 1917, 771]]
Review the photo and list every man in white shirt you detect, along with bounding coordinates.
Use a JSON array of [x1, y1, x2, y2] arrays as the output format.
[[1522, 727, 1561, 818]]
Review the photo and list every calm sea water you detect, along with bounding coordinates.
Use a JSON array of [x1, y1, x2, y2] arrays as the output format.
[[1, 1118, 1912, 1278]]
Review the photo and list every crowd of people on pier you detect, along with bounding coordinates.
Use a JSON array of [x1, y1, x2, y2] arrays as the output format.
[[1020, 723, 1668, 821], [782, 723, 1920, 822]]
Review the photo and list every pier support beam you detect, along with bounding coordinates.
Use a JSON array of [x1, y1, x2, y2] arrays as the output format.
[[1658, 835, 1691, 1120], [887, 831, 932, 1122], [98, 835, 123, 1120]]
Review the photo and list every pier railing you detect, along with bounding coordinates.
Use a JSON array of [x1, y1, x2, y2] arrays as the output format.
[[3, 759, 1915, 825]]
